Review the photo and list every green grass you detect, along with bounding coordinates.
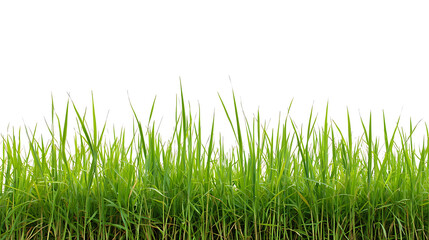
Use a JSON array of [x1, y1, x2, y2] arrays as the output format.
[[1, 87, 429, 239]]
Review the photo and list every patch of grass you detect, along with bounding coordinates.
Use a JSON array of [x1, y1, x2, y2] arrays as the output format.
[[1, 87, 429, 239]]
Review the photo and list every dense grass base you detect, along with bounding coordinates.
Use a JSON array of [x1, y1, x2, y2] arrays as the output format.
[[1, 90, 429, 239]]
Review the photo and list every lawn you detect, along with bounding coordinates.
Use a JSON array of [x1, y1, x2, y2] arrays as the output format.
[[1, 87, 428, 239]]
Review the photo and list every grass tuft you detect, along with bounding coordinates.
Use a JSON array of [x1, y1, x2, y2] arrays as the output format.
[[1, 89, 429, 239]]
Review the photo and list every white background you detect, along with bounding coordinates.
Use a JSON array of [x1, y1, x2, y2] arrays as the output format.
[[1, 1, 429, 149]]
